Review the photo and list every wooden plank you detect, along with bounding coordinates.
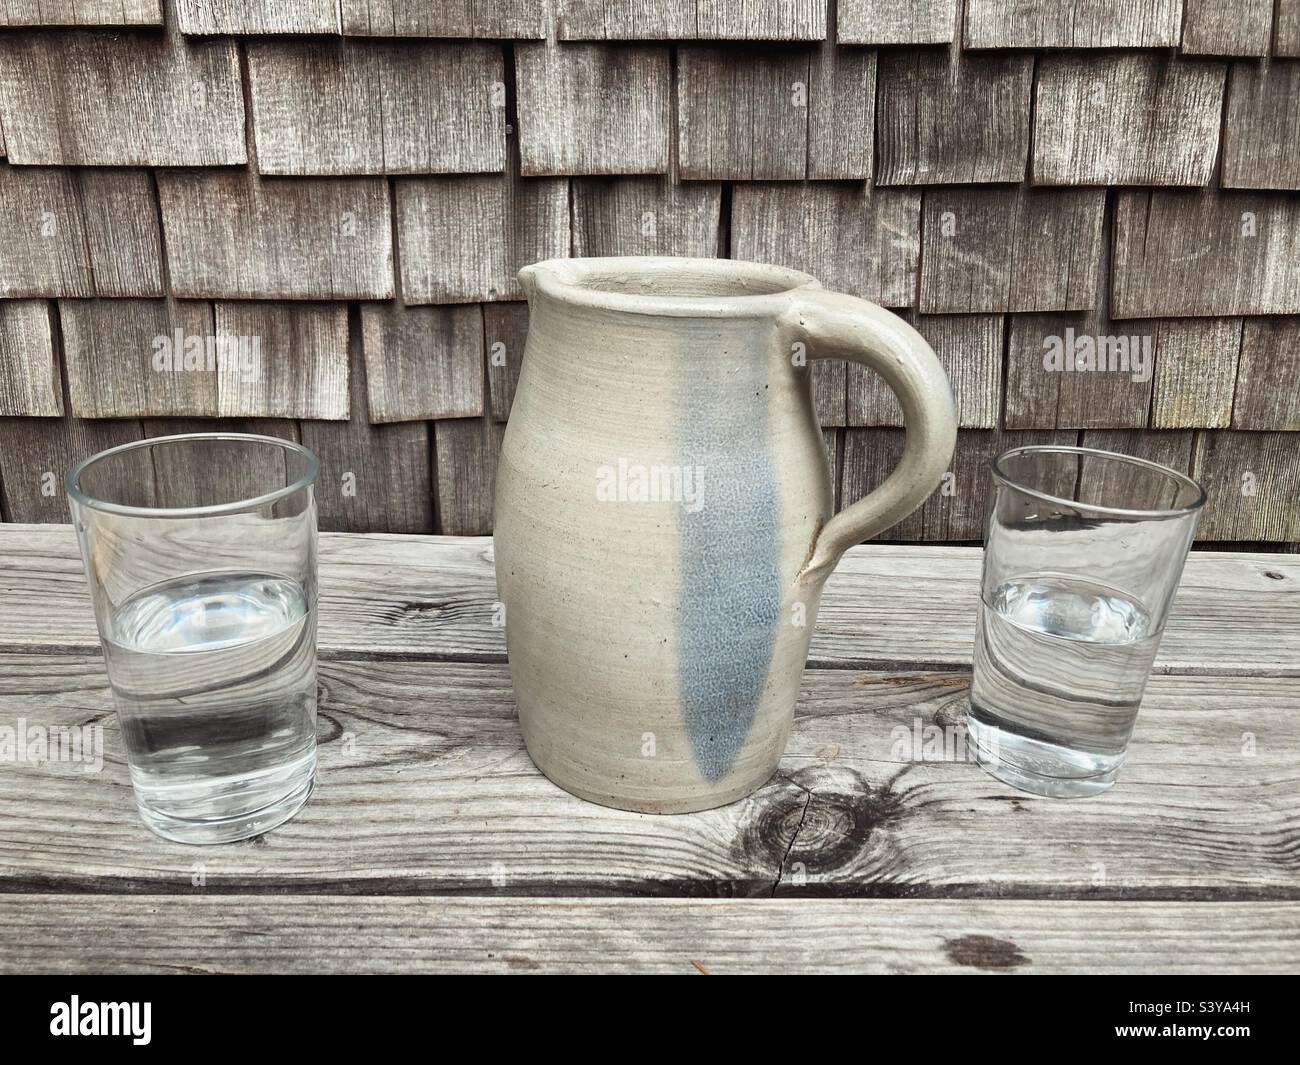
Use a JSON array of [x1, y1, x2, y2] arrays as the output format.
[[247, 40, 506, 176], [677, 46, 810, 180], [76, 170, 163, 298], [1033, 53, 1225, 187], [214, 302, 349, 420], [0, 0, 161, 26], [1280, 1, 1300, 56], [0, 300, 59, 417], [0, 24, 244, 166], [1223, 61, 1300, 191], [1151, 318, 1242, 429], [1, 652, 1297, 898], [1232, 319, 1300, 430], [485, 302, 529, 422], [1181, 0, 1273, 55], [396, 174, 569, 304], [807, 41, 874, 181], [2, 525, 1297, 673], [299, 315, 434, 534], [1112, 191, 1300, 317], [516, 42, 670, 177], [1192, 430, 1300, 540], [60, 299, 218, 419], [434, 417, 503, 535], [559, 0, 825, 40], [158, 171, 393, 301], [732, 183, 920, 308], [176, 0, 338, 33], [920, 188, 1104, 314], [3, 895, 1294, 974], [0, 421, 143, 522], [341, 0, 545, 37], [876, 50, 1032, 185], [838, 0, 955, 44], [571, 177, 722, 257], [963, 0, 1183, 48], [849, 314, 1002, 428], [362, 303, 484, 423], [0, 164, 92, 298]]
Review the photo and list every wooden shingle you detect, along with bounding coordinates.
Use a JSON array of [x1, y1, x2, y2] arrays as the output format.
[[139, 416, 302, 510], [362, 303, 485, 423], [485, 302, 529, 422], [516, 43, 670, 176], [434, 417, 504, 535], [807, 42, 875, 181], [1280, 1, 1300, 56], [812, 361, 847, 427], [158, 171, 394, 301], [176, 1, 338, 34], [0, 1, 161, 24], [247, 40, 506, 176], [1077, 429, 1197, 504], [731, 183, 920, 308], [341, 0, 545, 37], [571, 178, 722, 257], [920, 188, 1104, 314], [0, 164, 92, 298], [0, 300, 59, 417], [1180, 0, 1273, 55], [838, 0, 956, 44], [1191, 430, 1300, 540], [1112, 191, 1300, 317], [60, 299, 218, 418], [559, 0, 825, 40], [1233, 319, 1300, 430], [1223, 61, 1300, 191], [0, 415, 144, 522], [1150, 318, 1243, 429], [964, 0, 1182, 49], [876, 50, 1032, 185], [78, 170, 164, 298], [1033, 54, 1225, 187], [0, 26, 244, 166]]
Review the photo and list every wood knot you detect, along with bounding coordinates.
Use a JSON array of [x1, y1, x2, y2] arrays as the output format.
[[943, 934, 1029, 971]]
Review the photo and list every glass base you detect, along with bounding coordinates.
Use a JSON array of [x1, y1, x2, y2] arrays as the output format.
[[136, 771, 316, 845], [967, 715, 1122, 799]]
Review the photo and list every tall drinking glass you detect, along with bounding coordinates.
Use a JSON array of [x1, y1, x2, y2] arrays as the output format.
[[969, 446, 1206, 798], [66, 433, 320, 843]]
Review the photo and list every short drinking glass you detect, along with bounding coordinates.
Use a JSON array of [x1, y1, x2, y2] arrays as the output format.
[[66, 433, 320, 843], [968, 446, 1206, 798]]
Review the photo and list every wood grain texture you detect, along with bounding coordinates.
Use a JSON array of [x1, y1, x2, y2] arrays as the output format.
[[813, 360, 847, 427], [1192, 431, 1300, 540], [849, 314, 1002, 428], [485, 302, 529, 422], [434, 417, 503, 535], [876, 50, 1031, 185], [60, 299, 218, 418], [732, 183, 920, 308], [139, 416, 301, 510], [516, 42, 670, 176], [0, 24, 244, 166], [2, 525, 1297, 671], [1033, 53, 1225, 186], [0, 164, 92, 298], [0, 421, 143, 522], [362, 302, 484, 423], [677, 46, 810, 180], [1150, 318, 1243, 429], [1280, 1, 1300, 56], [559, 0, 826, 40], [1232, 319, 1300, 430], [963, 0, 1182, 48], [807, 41, 874, 180], [247, 40, 506, 176], [76, 170, 163, 298], [158, 171, 393, 300], [920, 188, 1104, 313], [1077, 430, 1197, 514], [341, 0, 546, 37], [572, 178, 722, 257], [3, 896, 1294, 974], [176, 0, 338, 33], [214, 302, 349, 420], [838, 0, 955, 44], [0, 0, 161, 25], [1180, 0, 1273, 55], [0, 300, 58, 417], [1223, 61, 1300, 191], [1112, 191, 1300, 317]]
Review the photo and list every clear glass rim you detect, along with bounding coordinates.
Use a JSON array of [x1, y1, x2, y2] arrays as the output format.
[[65, 432, 320, 519], [990, 445, 1207, 520]]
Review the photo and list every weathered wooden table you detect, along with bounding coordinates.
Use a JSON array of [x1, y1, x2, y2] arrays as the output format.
[[1, 524, 1297, 974]]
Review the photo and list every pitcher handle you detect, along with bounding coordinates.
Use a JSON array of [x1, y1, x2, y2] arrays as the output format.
[[792, 289, 957, 586]]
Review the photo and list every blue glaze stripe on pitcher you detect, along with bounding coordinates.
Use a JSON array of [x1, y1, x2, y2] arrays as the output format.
[[676, 333, 782, 782]]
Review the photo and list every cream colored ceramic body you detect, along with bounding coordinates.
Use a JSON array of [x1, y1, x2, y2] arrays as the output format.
[[494, 258, 956, 813]]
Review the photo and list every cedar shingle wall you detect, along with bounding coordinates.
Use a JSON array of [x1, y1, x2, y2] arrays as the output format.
[[0, 0, 1297, 544]]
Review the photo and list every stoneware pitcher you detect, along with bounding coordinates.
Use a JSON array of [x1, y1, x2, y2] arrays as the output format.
[[495, 257, 957, 813]]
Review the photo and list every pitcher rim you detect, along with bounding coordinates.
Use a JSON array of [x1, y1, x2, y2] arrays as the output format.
[[520, 256, 822, 318]]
